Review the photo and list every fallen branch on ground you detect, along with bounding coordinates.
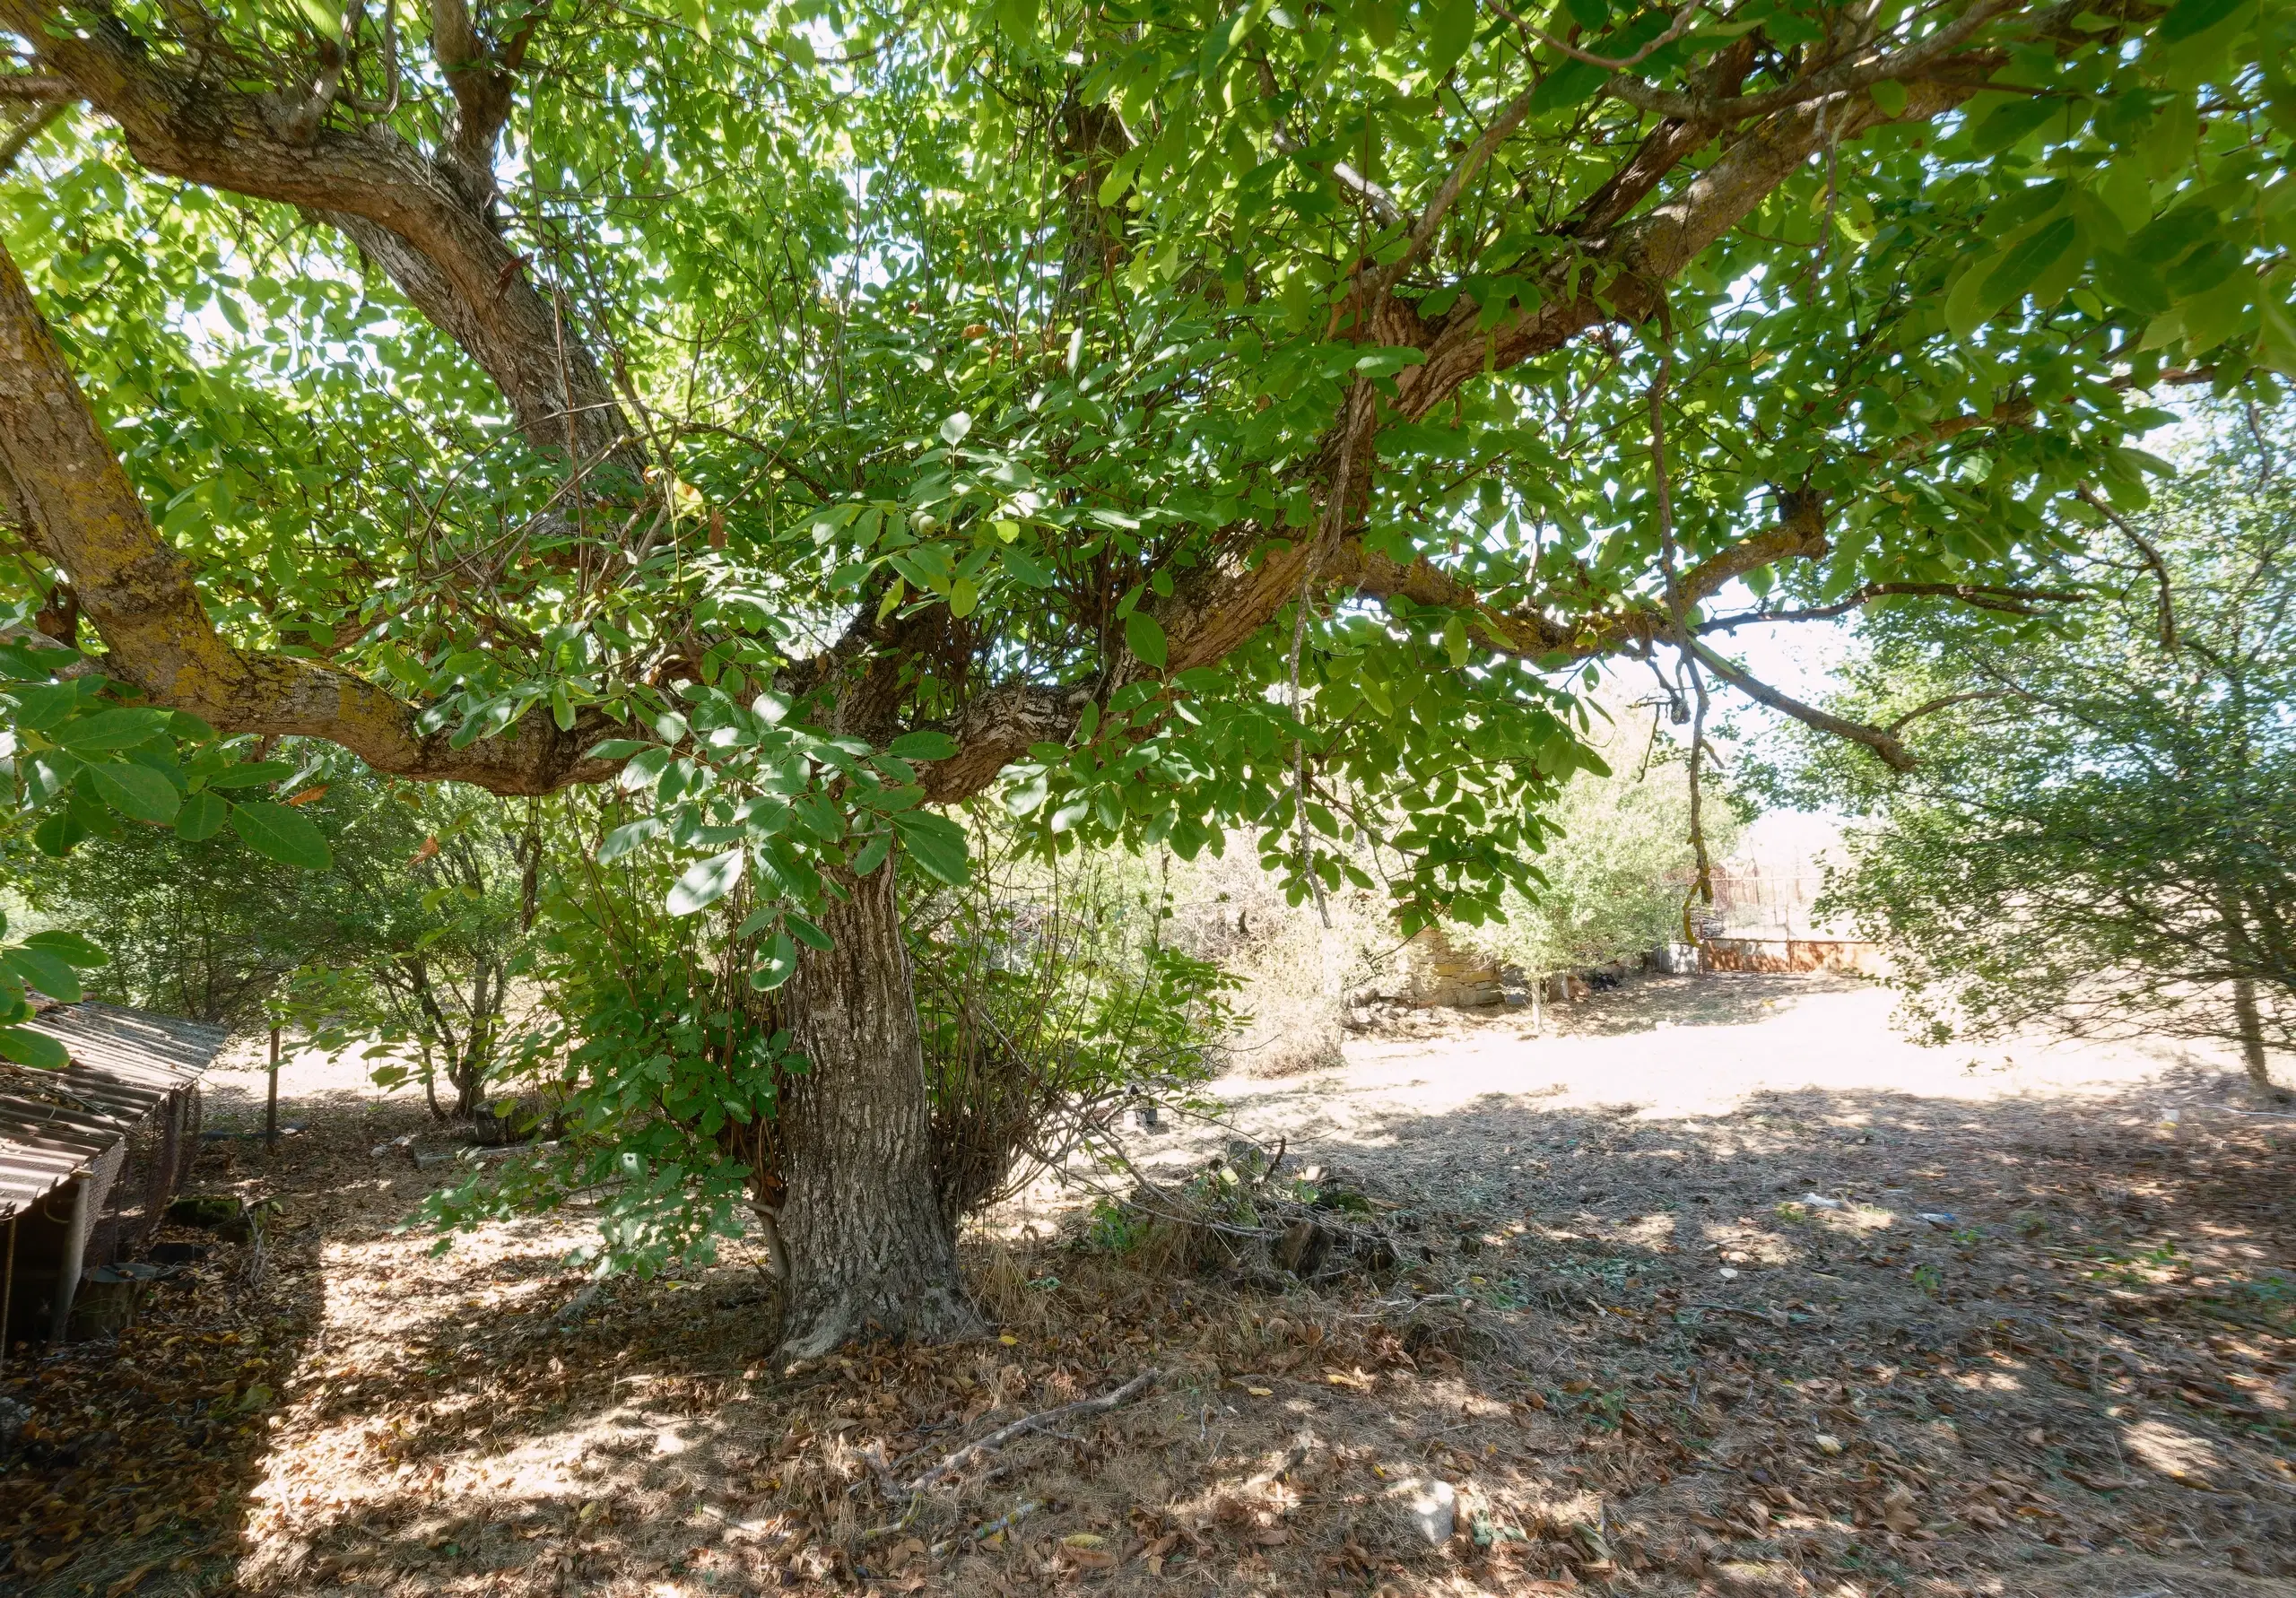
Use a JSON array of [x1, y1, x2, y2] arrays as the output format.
[[1685, 1300, 1807, 1324], [897, 1368, 1160, 1494]]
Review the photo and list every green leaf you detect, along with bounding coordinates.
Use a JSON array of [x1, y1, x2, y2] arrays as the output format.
[[1529, 57, 1608, 114], [4, 947, 83, 1003], [10, 682, 83, 730], [2092, 248, 2171, 315], [939, 411, 972, 445], [1424, 0, 1475, 75], [1967, 95, 2065, 157], [0, 1024, 69, 1070], [1867, 78, 1907, 118], [749, 931, 799, 992], [1443, 612, 1471, 667], [786, 913, 833, 951], [1201, 4, 1257, 80], [32, 812, 83, 857], [587, 738, 651, 760], [889, 730, 959, 761], [1000, 545, 1057, 587], [230, 802, 334, 870], [597, 817, 665, 862], [89, 760, 182, 824], [2257, 294, 2296, 377], [848, 829, 893, 876], [1979, 215, 2081, 311], [23, 930, 107, 968], [52, 708, 170, 751], [891, 810, 970, 885], [202, 760, 298, 789], [1125, 611, 1169, 669], [174, 789, 228, 842], [666, 847, 744, 916], [2156, 0, 2248, 44]]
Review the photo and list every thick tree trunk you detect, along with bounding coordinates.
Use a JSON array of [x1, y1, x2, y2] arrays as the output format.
[[2233, 977, 2274, 1091], [776, 858, 982, 1359]]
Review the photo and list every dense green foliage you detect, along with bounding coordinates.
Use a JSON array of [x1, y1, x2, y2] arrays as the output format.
[[282, 781, 535, 1117], [1757, 408, 2295, 1081], [1453, 694, 1741, 986], [7, 0, 2293, 952], [424, 803, 1238, 1275]]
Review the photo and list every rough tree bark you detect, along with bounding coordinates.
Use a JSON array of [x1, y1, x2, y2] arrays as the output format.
[[775, 860, 982, 1357], [2232, 977, 2274, 1093]]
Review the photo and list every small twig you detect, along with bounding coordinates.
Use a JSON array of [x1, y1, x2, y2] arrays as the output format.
[[1374, 83, 1540, 297], [1883, 689, 2013, 735], [931, 1499, 1040, 1556], [1244, 1430, 1318, 1491], [1684, 1300, 1802, 1324], [2076, 483, 2178, 652], [1490, 0, 1704, 73], [897, 1369, 1160, 1494]]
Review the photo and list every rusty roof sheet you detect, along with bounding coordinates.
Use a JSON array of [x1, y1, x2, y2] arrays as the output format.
[[0, 1003, 228, 1219]]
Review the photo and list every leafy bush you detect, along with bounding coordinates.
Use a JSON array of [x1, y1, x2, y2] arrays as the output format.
[[426, 804, 1241, 1280], [18, 747, 477, 1028], [1450, 692, 1741, 989], [913, 829, 1241, 1217], [1753, 405, 2296, 1088], [283, 779, 535, 1119]]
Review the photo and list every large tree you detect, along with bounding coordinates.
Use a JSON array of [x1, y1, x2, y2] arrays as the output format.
[[0, 0, 2289, 1352], [1757, 406, 2296, 1090]]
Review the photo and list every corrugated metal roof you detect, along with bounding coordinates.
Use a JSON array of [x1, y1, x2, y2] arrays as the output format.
[[0, 1003, 229, 1219]]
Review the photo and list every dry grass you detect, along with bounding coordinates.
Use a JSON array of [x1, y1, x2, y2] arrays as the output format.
[[1162, 854, 1381, 1080]]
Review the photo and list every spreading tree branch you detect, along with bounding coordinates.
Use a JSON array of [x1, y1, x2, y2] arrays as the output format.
[[1685, 638, 1915, 770], [0, 237, 613, 794], [0, 0, 637, 475]]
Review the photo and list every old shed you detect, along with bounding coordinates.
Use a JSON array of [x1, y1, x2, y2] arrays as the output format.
[[0, 1003, 229, 1345]]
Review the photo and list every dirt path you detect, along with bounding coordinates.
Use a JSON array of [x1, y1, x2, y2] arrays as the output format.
[[4, 974, 2292, 1598], [1101, 973, 2244, 1221]]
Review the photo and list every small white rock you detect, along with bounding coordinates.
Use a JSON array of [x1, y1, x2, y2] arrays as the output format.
[[1400, 1479, 1457, 1545], [1802, 1193, 1847, 1211], [1718, 1266, 1740, 1280]]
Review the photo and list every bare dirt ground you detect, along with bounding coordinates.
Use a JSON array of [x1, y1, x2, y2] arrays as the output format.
[[5, 972, 2292, 1598]]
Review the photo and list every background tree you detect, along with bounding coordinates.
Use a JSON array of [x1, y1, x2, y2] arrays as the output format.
[[1452, 689, 1741, 1014], [281, 777, 535, 1120], [1755, 405, 2296, 1090], [2, 0, 2291, 1351], [22, 749, 536, 1114]]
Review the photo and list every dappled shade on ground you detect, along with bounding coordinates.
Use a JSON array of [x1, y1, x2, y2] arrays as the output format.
[[3, 975, 2292, 1597]]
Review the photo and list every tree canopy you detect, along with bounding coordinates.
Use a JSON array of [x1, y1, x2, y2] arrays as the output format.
[[2, 0, 2289, 916]]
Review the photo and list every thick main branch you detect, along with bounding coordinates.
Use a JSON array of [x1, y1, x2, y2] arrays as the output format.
[[0, 239, 611, 795], [2, 0, 634, 474]]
